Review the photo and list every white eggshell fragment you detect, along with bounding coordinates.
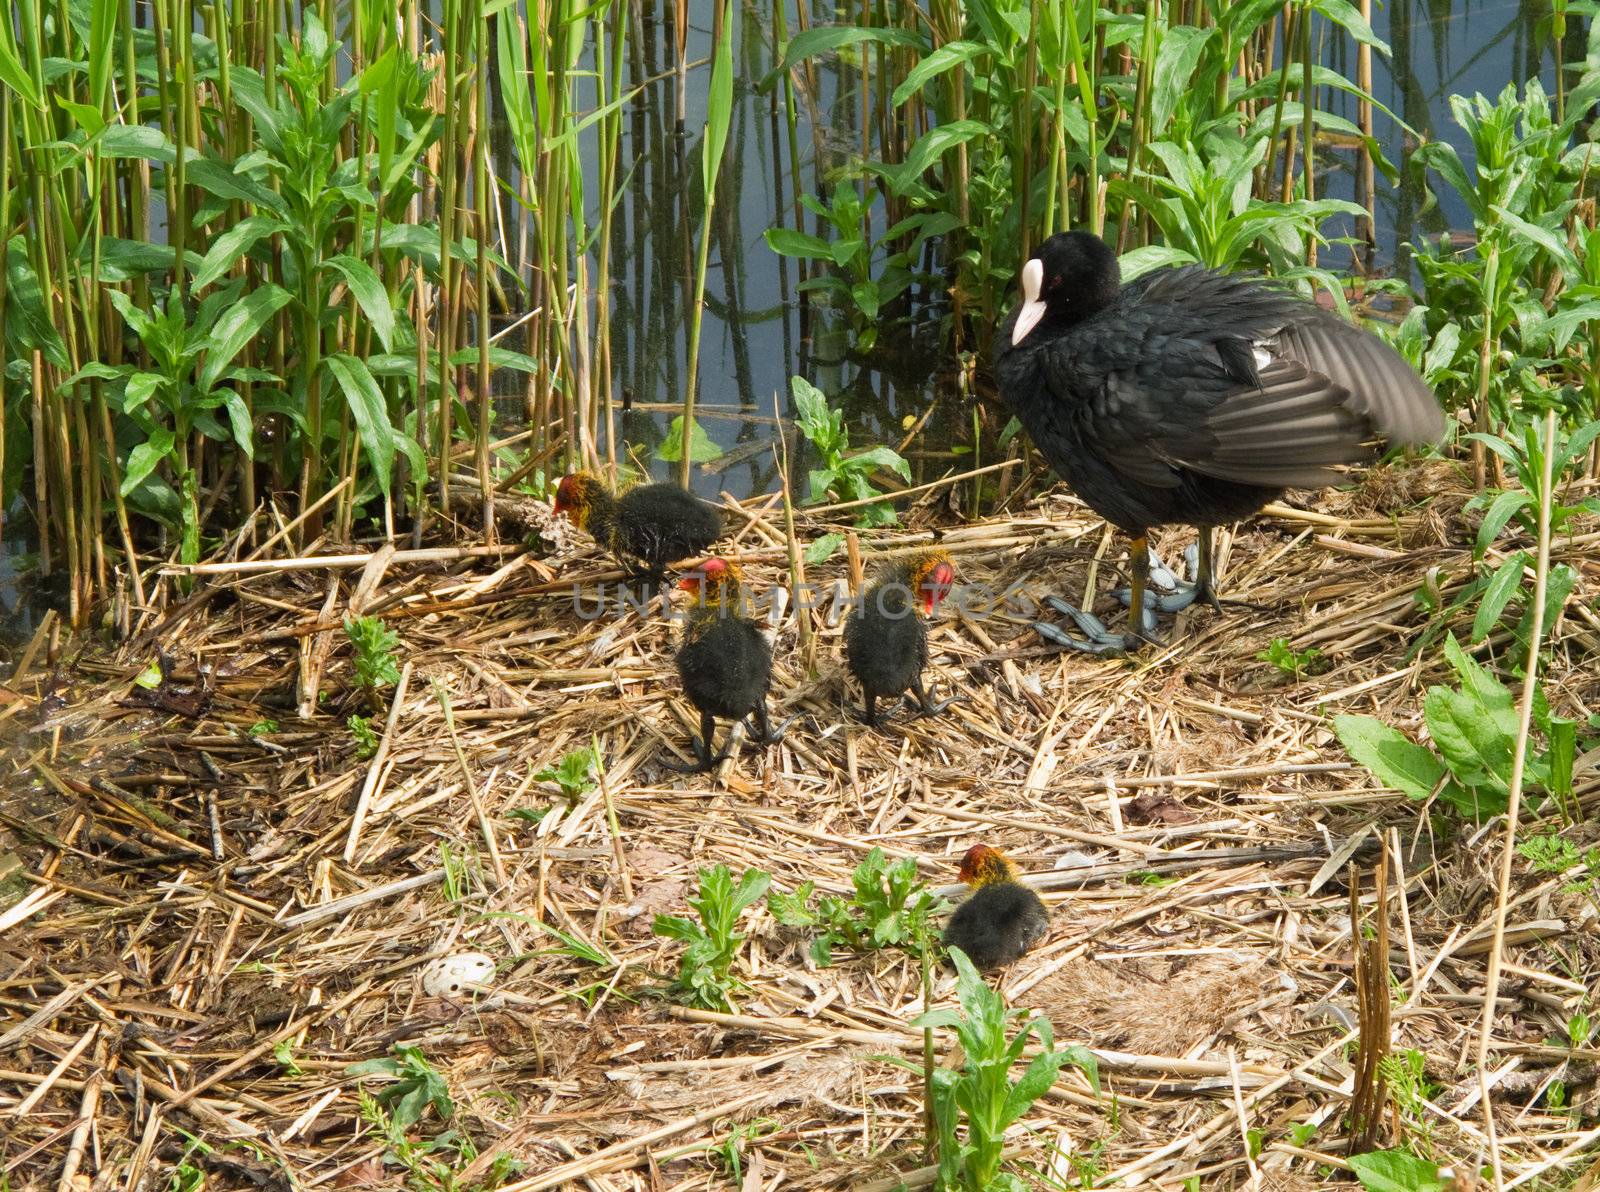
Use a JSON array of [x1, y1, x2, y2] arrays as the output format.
[[420, 952, 497, 998]]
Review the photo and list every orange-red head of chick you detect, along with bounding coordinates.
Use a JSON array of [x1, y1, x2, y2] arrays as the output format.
[[906, 551, 956, 616], [957, 843, 1020, 888], [552, 472, 607, 530], [678, 557, 744, 608]]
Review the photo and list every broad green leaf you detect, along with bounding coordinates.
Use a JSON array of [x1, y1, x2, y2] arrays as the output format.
[[1471, 553, 1528, 642], [844, 445, 911, 483], [324, 353, 397, 495], [805, 532, 845, 566], [133, 658, 164, 688], [764, 227, 833, 261], [1348, 1149, 1445, 1192], [1474, 488, 1532, 557], [893, 121, 990, 196], [1333, 715, 1446, 802], [121, 426, 175, 495], [198, 283, 292, 392], [324, 254, 397, 352], [184, 154, 289, 218], [191, 215, 287, 290], [890, 41, 985, 110], [762, 26, 927, 90], [656, 415, 722, 464], [1424, 687, 1511, 795], [222, 391, 255, 458]]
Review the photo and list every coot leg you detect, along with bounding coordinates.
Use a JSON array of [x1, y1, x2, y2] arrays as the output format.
[[660, 711, 730, 772], [905, 676, 959, 718], [749, 700, 796, 745], [1034, 595, 1147, 654]]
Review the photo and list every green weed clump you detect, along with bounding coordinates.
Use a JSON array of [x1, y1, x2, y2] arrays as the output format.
[[767, 846, 948, 966], [653, 865, 771, 1012], [902, 948, 1098, 1191], [345, 616, 402, 691], [1335, 635, 1575, 820]]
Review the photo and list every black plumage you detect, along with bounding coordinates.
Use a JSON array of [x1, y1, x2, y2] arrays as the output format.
[[943, 883, 1050, 971], [844, 551, 957, 726], [993, 231, 1446, 652], [665, 559, 785, 772], [554, 473, 723, 582]]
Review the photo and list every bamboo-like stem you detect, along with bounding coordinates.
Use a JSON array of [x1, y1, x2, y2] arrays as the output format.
[[1474, 408, 1558, 1191]]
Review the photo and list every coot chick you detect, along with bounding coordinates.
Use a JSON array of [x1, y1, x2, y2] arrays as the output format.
[[844, 550, 958, 728], [553, 472, 723, 584], [994, 231, 1445, 654], [943, 844, 1049, 971], [665, 558, 787, 772]]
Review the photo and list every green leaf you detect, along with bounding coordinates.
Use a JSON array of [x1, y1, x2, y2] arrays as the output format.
[[191, 215, 287, 290], [842, 445, 911, 483], [121, 426, 175, 496], [656, 415, 722, 464], [198, 283, 293, 392], [1471, 553, 1528, 642], [890, 40, 985, 109], [700, 0, 735, 197], [324, 255, 398, 352], [133, 658, 164, 689], [763, 227, 833, 261], [892, 121, 989, 196], [1475, 488, 1532, 556], [762, 26, 927, 91], [324, 353, 397, 496], [805, 532, 845, 566], [1424, 687, 1511, 796], [1348, 1149, 1445, 1192], [1333, 715, 1446, 802], [183, 154, 289, 218], [1545, 717, 1576, 801]]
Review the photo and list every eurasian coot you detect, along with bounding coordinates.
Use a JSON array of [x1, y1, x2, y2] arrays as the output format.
[[994, 231, 1445, 653], [942, 844, 1050, 971], [664, 558, 788, 772], [844, 550, 959, 727], [553, 472, 723, 585]]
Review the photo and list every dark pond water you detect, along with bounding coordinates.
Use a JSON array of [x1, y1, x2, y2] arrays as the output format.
[[0, 1, 1577, 650]]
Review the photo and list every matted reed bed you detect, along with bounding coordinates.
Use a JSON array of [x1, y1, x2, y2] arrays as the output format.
[[3, 464, 1598, 1189]]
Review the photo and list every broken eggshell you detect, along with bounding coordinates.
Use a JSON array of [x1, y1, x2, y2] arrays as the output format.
[[420, 951, 497, 998]]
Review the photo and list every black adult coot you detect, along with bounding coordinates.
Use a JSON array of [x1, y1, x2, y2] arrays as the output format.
[[664, 558, 788, 772], [993, 231, 1446, 653], [943, 844, 1049, 971], [553, 472, 723, 584], [844, 550, 959, 728]]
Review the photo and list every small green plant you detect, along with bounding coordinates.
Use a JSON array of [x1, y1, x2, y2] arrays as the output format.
[[348, 714, 380, 759], [903, 948, 1099, 1191], [1287, 1121, 1319, 1148], [359, 1090, 518, 1192], [1335, 635, 1575, 820], [248, 718, 280, 737], [789, 376, 911, 527], [653, 865, 771, 1012], [345, 616, 402, 690], [1377, 1049, 1441, 1155], [273, 1039, 304, 1077], [166, 1131, 212, 1192], [1566, 1008, 1594, 1049], [346, 1045, 454, 1133], [767, 847, 948, 966], [1257, 638, 1328, 680], [710, 1116, 781, 1184], [764, 179, 955, 350], [534, 746, 599, 802], [439, 842, 472, 905]]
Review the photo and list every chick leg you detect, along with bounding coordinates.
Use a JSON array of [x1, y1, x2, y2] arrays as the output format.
[[1033, 534, 1156, 655], [903, 675, 959, 719], [749, 699, 796, 746], [659, 710, 729, 773]]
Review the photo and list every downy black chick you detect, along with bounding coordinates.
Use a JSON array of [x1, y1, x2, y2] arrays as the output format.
[[943, 844, 1049, 971], [844, 550, 958, 727], [665, 558, 787, 772], [554, 471, 723, 584]]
